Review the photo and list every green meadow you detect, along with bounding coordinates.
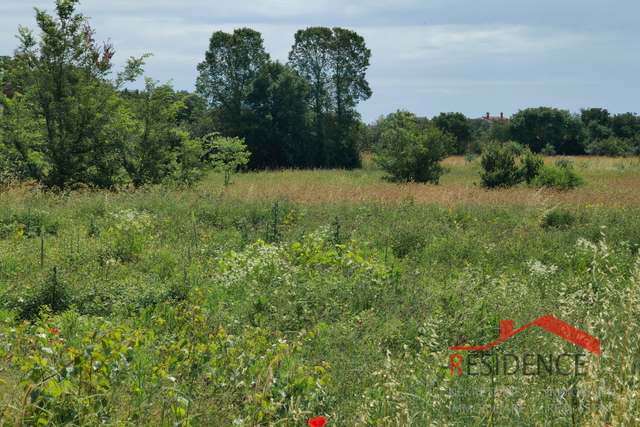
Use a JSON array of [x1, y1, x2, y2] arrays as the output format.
[[1, 156, 639, 426]]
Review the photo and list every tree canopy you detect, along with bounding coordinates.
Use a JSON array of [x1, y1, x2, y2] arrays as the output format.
[[0, 0, 210, 190]]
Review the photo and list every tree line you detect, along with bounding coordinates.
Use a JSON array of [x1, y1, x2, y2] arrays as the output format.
[[2, 0, 638, 191], [365, 107, 640, 159], [0, 0, 371, 190]]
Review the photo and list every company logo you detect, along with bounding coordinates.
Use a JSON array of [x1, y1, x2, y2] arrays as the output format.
[[449, 314, 600, 376]]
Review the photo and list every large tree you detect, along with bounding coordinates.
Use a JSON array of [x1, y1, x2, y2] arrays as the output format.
[[195, 28, 269, 136], [431, 112, 474, 154], [244, 61, 312, 168], [289, 27, 371, 168], [2, 0, 147, 189], [508, 107, 583, 155]]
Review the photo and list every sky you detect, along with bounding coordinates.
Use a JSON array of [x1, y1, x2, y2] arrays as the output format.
[[1, 0, 639, 124]]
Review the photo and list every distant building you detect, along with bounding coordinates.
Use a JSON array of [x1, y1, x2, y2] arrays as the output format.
[[482, 112, 508, 124]]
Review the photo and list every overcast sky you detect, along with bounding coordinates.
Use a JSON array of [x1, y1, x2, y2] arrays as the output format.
[[1, 0, 639, 124]]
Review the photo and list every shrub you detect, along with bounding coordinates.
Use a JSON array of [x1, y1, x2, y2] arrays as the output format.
[[391, 229, 426, 259], [373, 110, 453, 184], [541, 143, 556, 156], [531, 164, 585, 189], [542, 208, 576, 229], [17, 266, 70, 320], [503, 140, 526, 156], [519, 149, 544, 184], [586, 136, 636, 157], [479, 144, 521, 188]]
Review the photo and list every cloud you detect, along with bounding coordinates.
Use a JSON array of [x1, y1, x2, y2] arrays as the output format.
[[2, 0, 639, 123]]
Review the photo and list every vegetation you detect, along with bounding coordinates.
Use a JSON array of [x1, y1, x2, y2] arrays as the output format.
[[372, 110, 453, 184], [0, 158, 640, 426], [480, 145, 585, 189], [2, 2, 640, 425]]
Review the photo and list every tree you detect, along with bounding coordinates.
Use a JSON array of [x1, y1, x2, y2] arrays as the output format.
[[372, 110, 453, 184], [116, 79, 187, 187], [508, 107, 583, 155], [611, 112, 640, 140], [580, 108, 611, 127], [331, 28, 372, 127], [288, 27, 333, 144], [431, 112, 474, 154], [3, 0, 147, 189], [289, 27, 371, 168], [204, 133, 250, 187], [244, 61, 311, 168], [196, 28, 269, 136]]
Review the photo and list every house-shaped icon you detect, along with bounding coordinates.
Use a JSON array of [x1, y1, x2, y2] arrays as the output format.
[[450, 314, 600, 355]]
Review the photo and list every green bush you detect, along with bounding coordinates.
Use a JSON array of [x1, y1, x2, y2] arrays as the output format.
[[373, 110, 453, 184], [531, 163, 585, 189], [586, 136, 637, 157], [479, 144, 521, 188], [542, 208, 576, 229], [519, 149, 544, 184], [503, 140, 526, 156]]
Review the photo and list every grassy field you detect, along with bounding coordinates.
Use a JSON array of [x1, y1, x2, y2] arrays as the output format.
[[1, 156, 639, 426]]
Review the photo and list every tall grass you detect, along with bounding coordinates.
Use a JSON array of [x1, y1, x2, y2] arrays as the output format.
[[0, 158, 639, 425]]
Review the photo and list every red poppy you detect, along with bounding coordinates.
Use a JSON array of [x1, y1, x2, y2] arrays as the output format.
[[308, 416, 326, 427], [50, 329, 59, 334]]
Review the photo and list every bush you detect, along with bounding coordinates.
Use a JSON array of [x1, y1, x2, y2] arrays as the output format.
[[479, 144, 521, 188], [503, 140, 526, 156], [519, 149, 544, 184], [17, 267, 70, 320], [373, 110, 453, 184], [531, 164, 585, 189], [542, 208, 576, 229], [586, 136, 636, 157]]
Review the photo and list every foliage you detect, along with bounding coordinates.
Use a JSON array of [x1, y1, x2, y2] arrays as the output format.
[[117, 79, 187, 187], [611, 112, 640, 140], [0, 0, 202, 190], [3, 0, 148, 189], [479, 143, 521, 188], [431, 112, 474, 154], [289, 26, 371, 168], [16, 267, 69, 320], [357, 123, 381, 152], [205, 133, 251, 186], [372, 110, 453, 184], [541, 207, 576, 229], [509, 107, 584, 155], [531, 162, 585, 189], [244, 61, 312, 168], [167, 136, 212, 186], [586, 136, 637, 157], [519, 148, 545, 184], [196, 27, 269, 137]]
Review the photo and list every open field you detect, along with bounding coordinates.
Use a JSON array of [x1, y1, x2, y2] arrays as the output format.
[[1, 156, 639, 426], [193, 155, 640, 206]]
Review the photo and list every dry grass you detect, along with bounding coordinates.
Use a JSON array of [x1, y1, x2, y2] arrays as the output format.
[[3, 156, 639, 208], [199, 155, 640, 207]]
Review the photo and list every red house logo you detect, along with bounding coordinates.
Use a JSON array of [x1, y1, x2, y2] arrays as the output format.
[[450, 314, 600, 355]]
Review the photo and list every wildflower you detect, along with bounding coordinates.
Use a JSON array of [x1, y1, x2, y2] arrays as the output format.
[[308, 416, 326, 427], [50, 329, 59, 334]]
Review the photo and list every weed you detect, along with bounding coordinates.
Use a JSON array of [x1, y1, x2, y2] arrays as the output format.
[[542, 208, 576, 229], [18, 266, 69, 320]]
